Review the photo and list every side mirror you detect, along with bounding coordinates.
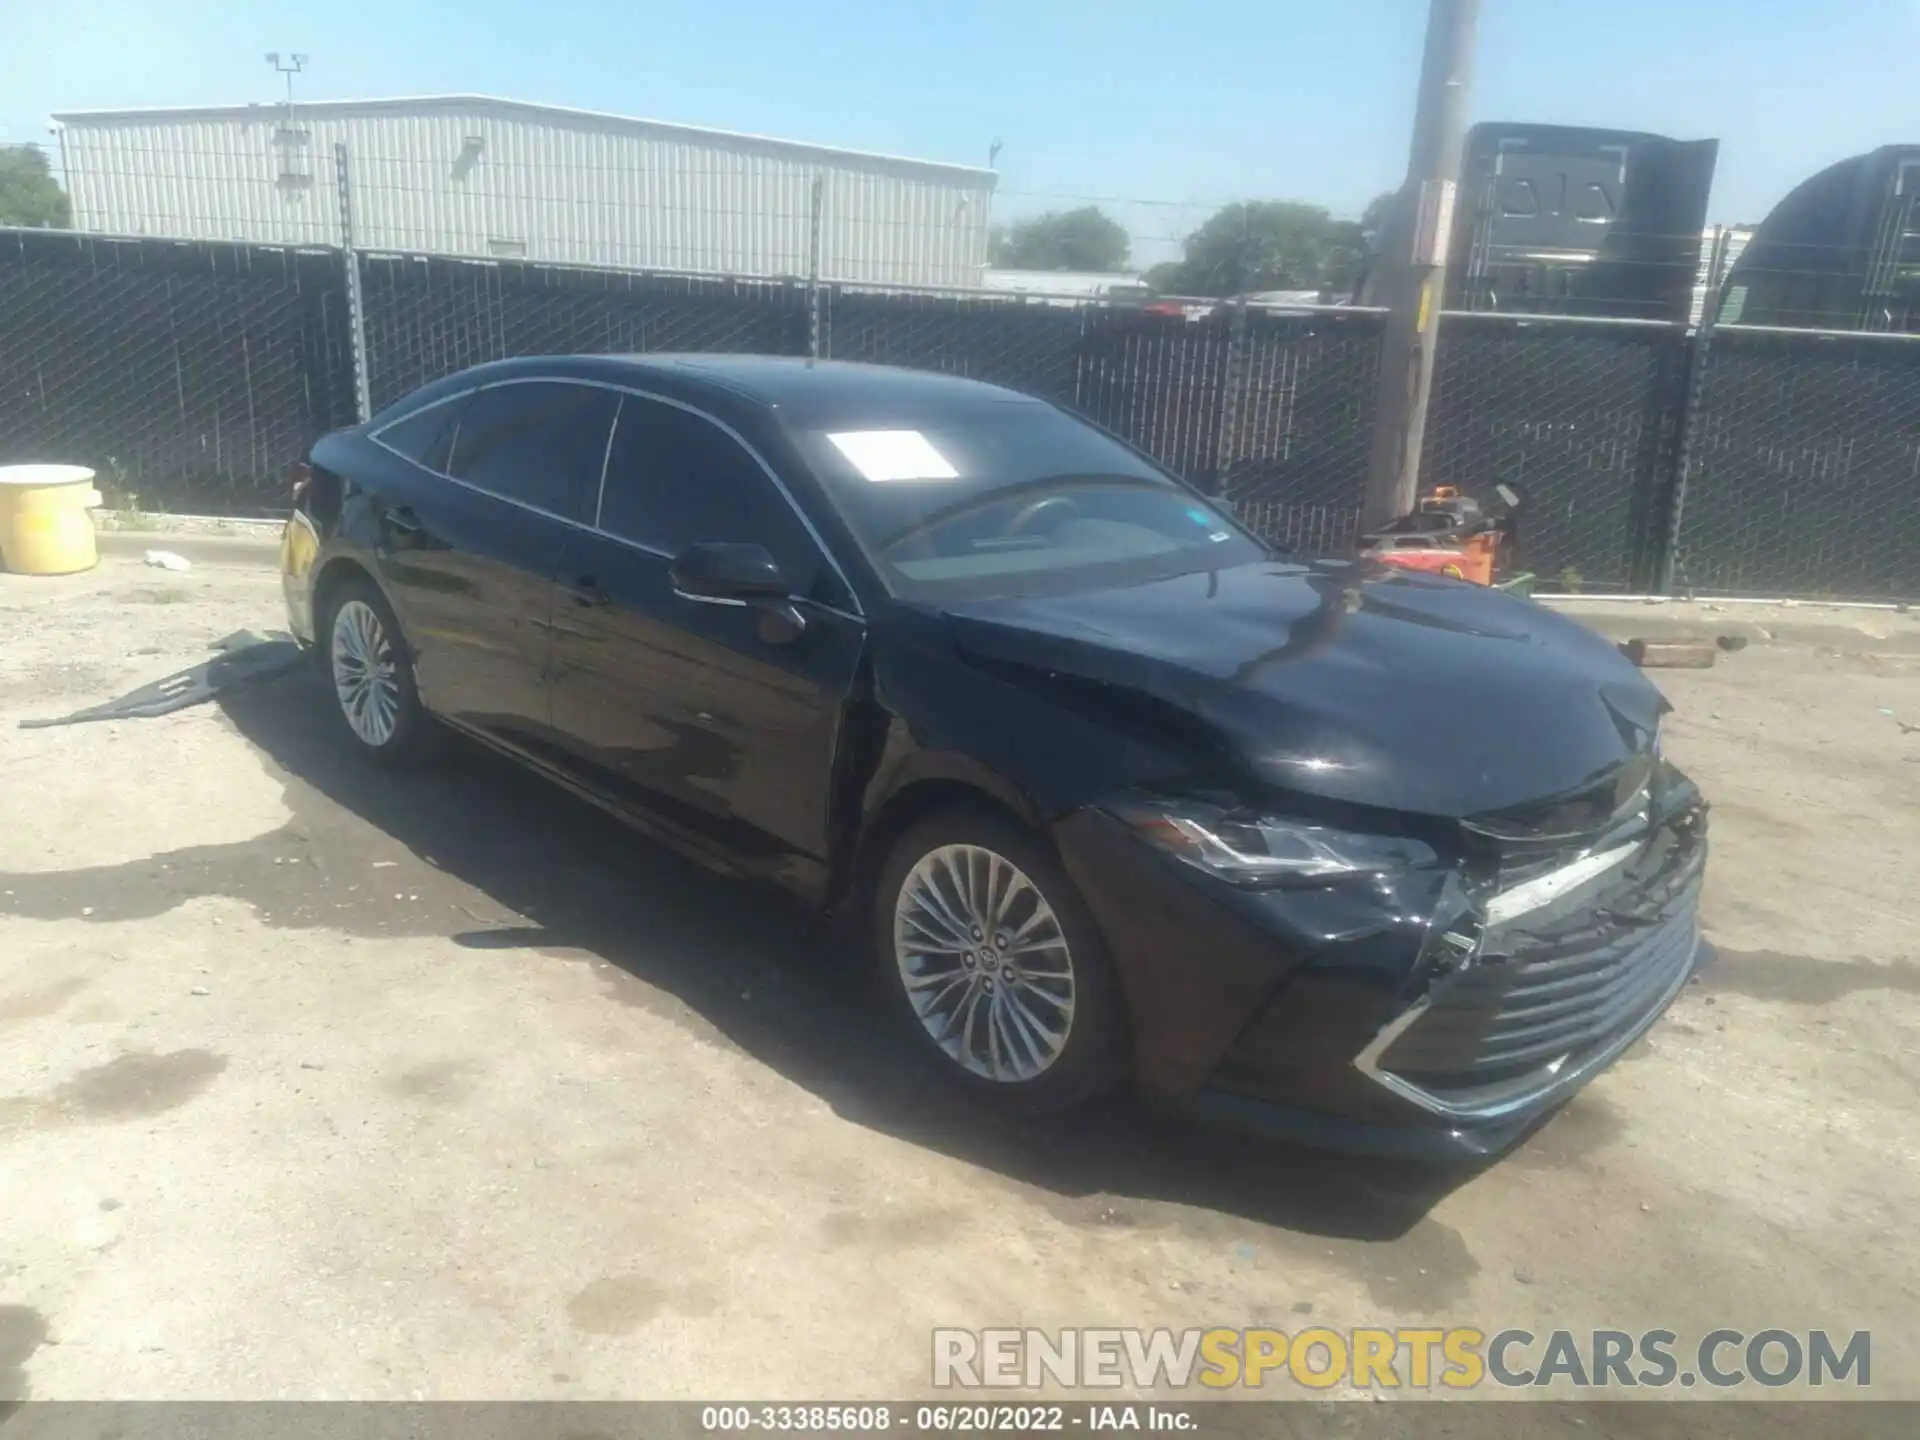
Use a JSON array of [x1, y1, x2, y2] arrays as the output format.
[[669, 541, 808, 642], [669, 541, 790, 601]]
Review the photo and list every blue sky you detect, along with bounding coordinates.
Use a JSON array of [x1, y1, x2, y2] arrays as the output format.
[[4, 0, 1913, 265]]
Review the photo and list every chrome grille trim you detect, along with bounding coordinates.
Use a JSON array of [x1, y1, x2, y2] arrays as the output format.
[[1353, 821, 1704, 1123], [1354, 920, 1697, 1120]]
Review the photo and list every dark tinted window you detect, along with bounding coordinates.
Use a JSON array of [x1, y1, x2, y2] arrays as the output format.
[[448, 381, 619, 520], [599, 398, 827, 596], [375, 397, 465, 472]]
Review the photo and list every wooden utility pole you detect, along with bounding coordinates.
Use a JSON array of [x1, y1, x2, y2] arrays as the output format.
[[1360, 0, 1481, 533]]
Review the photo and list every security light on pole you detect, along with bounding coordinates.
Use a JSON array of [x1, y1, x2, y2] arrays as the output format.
[[266, 52, 310, 108]]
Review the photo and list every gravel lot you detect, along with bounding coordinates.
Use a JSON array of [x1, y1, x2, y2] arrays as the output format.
[[1, 538, 1916, 1414]]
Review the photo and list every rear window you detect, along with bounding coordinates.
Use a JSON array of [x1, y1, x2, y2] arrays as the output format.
[[447, 381, 620, 521], [373, 397, 465, 473]]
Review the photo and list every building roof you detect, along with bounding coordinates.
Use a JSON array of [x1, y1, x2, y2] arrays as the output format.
[[51, 94, 998, 185]]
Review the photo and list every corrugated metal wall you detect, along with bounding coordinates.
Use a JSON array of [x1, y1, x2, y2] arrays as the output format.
[[58, 100, 995, 288]]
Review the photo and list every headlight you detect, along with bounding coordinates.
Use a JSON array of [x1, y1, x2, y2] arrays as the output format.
[[1110, 797, 1438, 887]]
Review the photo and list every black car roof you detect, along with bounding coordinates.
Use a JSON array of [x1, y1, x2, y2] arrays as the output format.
[[405, 353, 1042, 416], [617, 355, 1039, 409]]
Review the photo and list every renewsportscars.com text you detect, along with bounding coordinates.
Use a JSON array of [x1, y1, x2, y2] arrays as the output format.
[[932, 1326, 1871, 1391]]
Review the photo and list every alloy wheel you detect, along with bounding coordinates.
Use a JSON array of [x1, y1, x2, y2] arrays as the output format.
[[892, 843, 1076, 1082], [330, 598, 402, 748]]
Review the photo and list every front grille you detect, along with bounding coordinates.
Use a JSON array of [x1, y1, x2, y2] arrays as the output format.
[[1382, 895, 1699, 1085], [1359, 811, 1706, 1116]]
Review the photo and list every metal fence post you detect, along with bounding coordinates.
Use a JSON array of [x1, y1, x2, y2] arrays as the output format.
[[1655, 318, 1715, 595], [334, 142, 373, 423], [1212, 299, 1249, 503], [807, 174, 824, 359]]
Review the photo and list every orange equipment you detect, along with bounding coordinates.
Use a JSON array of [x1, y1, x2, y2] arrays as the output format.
[[1360, 484, 1525, 587]]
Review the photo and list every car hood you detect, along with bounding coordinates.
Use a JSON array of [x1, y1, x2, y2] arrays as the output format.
[[938, 560, 1667, 820]]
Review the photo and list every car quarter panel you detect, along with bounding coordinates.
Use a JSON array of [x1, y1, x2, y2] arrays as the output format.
[[314, 432, 562, 747]]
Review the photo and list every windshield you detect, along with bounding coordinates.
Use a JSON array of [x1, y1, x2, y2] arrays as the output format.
[[785, 400, 1266, 599]]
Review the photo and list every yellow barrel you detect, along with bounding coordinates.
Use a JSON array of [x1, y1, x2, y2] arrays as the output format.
[[0, 465, 103, 576]]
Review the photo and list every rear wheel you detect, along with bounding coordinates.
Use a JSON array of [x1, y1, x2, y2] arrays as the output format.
[[320, 575, 435, 766], [874, 808, 1124, 1112]]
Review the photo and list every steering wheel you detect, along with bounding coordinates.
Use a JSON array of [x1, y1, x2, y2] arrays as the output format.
[[1003, 494, 1080, 537]]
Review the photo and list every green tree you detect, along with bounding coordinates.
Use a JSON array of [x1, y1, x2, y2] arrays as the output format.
[[1151, 199, 1386, 297], [1142, 260, 1184, 292], [1144, 195, 1420, 297], [0, 145, 70, 228], [1342, 189, 1402, 302], [1360, 189, 1399, 239], [992, 205, 1130, 272]]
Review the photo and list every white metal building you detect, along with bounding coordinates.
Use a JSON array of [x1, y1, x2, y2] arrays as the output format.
[[51, 95, 997, 288]]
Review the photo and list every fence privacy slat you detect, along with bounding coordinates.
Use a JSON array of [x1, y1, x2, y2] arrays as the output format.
[[2, 227, 1917, 601]]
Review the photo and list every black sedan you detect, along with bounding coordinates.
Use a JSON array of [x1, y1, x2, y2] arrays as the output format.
[[280, 355, 1707, 1159]]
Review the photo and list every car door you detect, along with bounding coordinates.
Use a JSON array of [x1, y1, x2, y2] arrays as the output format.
[[373, 379, 619, 752], [547, 392, 866, 891]]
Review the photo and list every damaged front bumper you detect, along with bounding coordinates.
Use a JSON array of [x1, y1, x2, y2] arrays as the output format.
[[1055, 771, 1708, 1161], [1354, 822, 1703, 1127]]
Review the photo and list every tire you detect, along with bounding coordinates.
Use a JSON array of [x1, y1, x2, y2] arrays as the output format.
[[318, 574, 436, 766], [874, 807, 1125, 1113]]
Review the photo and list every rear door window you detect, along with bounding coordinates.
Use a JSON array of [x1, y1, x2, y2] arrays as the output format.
[[374, 397, 466, 473], [448, 381, 620, 523]]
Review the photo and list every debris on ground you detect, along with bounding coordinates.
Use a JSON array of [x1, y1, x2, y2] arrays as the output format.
[[1620, 638, 1718, 669], [17, 629, 302, 729], [142, 550, 192, 572]]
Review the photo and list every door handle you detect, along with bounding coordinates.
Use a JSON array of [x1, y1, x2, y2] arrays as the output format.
[[567, 576, 611, 607], [375, 505, 422, 556]]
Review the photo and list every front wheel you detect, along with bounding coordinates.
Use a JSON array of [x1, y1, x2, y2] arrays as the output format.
[[320, 575, 436, 766], [874, 809, 1125, 1113]]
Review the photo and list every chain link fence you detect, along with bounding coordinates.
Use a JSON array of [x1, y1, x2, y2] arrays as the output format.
[[3, 220, 1919, 600], [1214, 308, 1383, 552], [1424, 313, 1690, 592], [817, 287, 1088, 403], [1671, 327, 1920, 600], [358, 254, 813, 410], [0, 229, 355, 514]]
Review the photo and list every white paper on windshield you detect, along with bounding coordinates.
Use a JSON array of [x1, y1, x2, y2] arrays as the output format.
[[827, 429, 959, 482]]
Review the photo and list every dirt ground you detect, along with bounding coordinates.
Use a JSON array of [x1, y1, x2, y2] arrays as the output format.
[[1, 537, 1916, 1412]]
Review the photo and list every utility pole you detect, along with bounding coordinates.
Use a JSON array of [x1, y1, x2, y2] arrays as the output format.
[[1360, 0, 1480, 534]]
